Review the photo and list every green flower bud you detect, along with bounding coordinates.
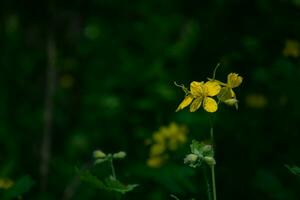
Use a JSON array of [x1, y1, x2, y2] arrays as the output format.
[[94, 158, 107, 165], [184, 154, 198, 164], [113, 151, 127, 159], [93, 150, 106, 159], [202, 145, 212, 153], [204, 156, 216, 166]]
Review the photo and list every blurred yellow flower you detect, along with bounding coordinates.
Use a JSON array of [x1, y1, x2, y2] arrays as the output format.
[[60, 74, 74, 89], [147, 156, 165, 168], [153, 132, 164, 143], [283, 39, 299, 58], [150, 143, 166, 156], [176, 81, 221, 113], [147, 123, 188, 168], [245, 93, 267, 108], [0, 178, 14, 189]]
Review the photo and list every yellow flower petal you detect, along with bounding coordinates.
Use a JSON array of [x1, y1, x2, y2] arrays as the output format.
[[203, 97, 218, 112], [245, 94, 267, 109], [227, 73, 243, 88], [0, 179, 14, 189], [177, 133, 187, 143], [168, 138, 178, 151], [150, 144, 166, 156], [176, 95, 193, 112], [153, 132, 165, 143], [190, 81, 204, 97], [283, 39, 300, 58], [190, 97, 202, 112], [229, 88, 236, 98], [204, 81, 221, 96], [207, 78, 227, 86]]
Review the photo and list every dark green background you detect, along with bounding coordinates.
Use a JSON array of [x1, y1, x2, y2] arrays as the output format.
[[1, 0, 300, 199]]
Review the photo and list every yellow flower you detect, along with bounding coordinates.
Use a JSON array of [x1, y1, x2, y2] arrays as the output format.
[[60, 74, 74, 89], [245, 93, 267, 108], [0, 178, 14, 189], [175, 95, 193, 111], [147, 123, 188, 167], [226, 73, 243, 88], [176, 81, 221, 113], [213, 73, 243, 109], [283, 39, 299, 58], [153, 132, 164, 143], [150, 143, 166, 156], [175, 131, 187, 143]]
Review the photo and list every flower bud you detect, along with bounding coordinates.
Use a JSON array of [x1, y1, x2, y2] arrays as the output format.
[[93, 150, 106, 159], [202, 145, 212, 153], [204, 156, 216, 166], [227, 73, 243, 88], [113, 151, 127, 159], [94, 158, 107, 165], [184, 154, 198, 164]]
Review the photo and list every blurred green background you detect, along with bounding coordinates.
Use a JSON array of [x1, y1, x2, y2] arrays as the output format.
[[1, 0, 300, 199]]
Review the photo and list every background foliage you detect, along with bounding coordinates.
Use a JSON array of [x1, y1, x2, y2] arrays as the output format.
[[1, 0, 300, 199]]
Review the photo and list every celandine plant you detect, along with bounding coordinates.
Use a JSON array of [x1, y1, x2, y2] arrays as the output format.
[[175, 66, 243, 200], [78, 150, 138, 197]]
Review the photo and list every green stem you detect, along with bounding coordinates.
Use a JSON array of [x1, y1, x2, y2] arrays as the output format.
[[212, 63, 220, 80], [203, 166, 212, 200], [211, 166, 217, 200], [210, 126, 217, 200], [210, 126, 214, 147], [109, 157, 116, 179]]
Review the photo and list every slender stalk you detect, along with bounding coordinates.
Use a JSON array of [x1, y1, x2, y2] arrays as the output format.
[[109, 157, 120, 200], [40, 33, 56, 192], [210, 126, 217, 200], [212, 63, 221, 80], [110, 157, 116, 179], [210, 126, 214, 147], [203, 166, 212, 200], [211, 166, 217, 200]]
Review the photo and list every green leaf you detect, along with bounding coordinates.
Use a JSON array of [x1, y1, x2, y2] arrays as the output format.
[[77, 169, 107, 190], [3, 175, 35, 200], [170, 194, 181, 200], [190, 140, 204, 156], [285, 165, 300, 176], [104, 176, 138, 194], [77, 169, 138, 194]]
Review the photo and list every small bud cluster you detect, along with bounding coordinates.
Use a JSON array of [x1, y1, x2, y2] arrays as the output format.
[[93, 150, 127, 165], [184, 140, 215, 168]]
